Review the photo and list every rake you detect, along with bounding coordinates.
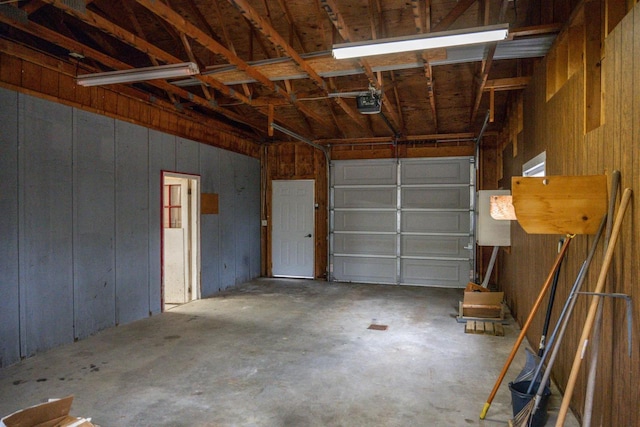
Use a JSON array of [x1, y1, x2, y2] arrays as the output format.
[[508, 215, 606, 427], [512, 187, 631, 427], [479, 235, 573, 420]]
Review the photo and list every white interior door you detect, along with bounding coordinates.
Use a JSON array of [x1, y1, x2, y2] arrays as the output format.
[[163, 174, 200, 307], [272, 180, 315, 278]]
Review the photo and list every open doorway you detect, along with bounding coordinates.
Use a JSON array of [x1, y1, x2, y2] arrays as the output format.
[[162, 172, 201, 311]]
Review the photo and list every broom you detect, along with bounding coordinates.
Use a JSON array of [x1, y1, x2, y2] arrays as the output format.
[[479, 235, 573, 420], [508, 217, 606, 426], [510, 188, 630, 427], [555, 188, 632, 426]]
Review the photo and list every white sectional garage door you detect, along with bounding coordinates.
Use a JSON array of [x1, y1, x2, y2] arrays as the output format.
[[330, 157, 475, 288]]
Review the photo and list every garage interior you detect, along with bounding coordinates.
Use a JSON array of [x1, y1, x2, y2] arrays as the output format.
[[0, 0, 638, 426]]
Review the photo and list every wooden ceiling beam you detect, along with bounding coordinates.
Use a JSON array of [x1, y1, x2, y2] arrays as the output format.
[[211, 0, 252, 97], [274, 0, 306, 53], [432, 0, 477, 32], [415, 0, 437, 131], [136, 0, 334, 133], [510, 23, 564, 38], [120, 0, 182, 105], [38, 0, 250, 104], [411, 0, 424, 33], [20, 0, 47, 15], [0, 12, 266, 133], [227, 0, 370, 135], [484, 76, 531, 91], [320, 0, 402, 133], [470, 0, 509, 123], [317, 132, 476, 145]]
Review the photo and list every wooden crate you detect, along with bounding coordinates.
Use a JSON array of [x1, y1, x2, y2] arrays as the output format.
[[460, 291, 505, 319]]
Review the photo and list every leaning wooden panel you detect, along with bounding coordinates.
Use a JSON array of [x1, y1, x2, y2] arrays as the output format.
[[511, 175, 607, 234]]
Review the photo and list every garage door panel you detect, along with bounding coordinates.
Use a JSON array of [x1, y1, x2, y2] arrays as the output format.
[[334, 234, 396, 256], [402, 235, 470, 258], [332, 160, 396, 185], [330, 157, 474, 288], [402, 186, 470, 209], [401, 259, 470, 287], [402, 211, 470, 233], [334, 187, 396, 208], [333, 256, 397, 284], [333, 211, 396, 232], [402, 158, 470, 185]]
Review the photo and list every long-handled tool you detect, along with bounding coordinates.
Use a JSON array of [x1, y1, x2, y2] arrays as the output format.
[[508, 216, 607, 427], [479, 235, 574, 420], [537, 238, 564, 357], [582, 169, 620, 427], [513, 238, 565, 385], [555, 187, 632, 426]]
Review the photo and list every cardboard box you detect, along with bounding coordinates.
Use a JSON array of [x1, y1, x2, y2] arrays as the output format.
[[461, 289, 505, 319], [1, 396, 95, 427]]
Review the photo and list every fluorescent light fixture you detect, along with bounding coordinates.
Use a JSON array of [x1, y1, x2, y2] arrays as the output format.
[[332, 24, 509, 59], [77, 62, 199, 87]]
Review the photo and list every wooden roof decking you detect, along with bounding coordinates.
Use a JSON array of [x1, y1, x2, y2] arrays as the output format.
[[0, 0, 566, 144]]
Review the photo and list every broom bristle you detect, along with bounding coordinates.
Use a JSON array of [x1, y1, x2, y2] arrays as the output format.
[[509, 397, 536, 427]]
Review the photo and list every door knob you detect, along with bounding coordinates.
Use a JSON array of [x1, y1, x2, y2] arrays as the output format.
[[305, 234, 312, 238]]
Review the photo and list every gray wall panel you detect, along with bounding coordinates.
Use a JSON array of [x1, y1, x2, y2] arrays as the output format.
[[73, 110, 116, 339], [149, 130, 176, 314], [20, 95, 74, 356], [199, 145, 221, 295], [0, 88, 261, 366], [0, 88, 20, 367], [232, 154, 261, 284], [115, 122, 150, 324], [176, 137, 200, 175], [218, 150, 237, 289], [245, 157, 261, 279]]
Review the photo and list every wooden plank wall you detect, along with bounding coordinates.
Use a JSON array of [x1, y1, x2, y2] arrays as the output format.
[[0, 39, 260, 159], [263, 142, 328, 278], [486, 2, 639, 425]]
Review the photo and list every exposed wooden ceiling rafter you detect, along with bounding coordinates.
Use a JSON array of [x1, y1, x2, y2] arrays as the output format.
[[320, 0, 403, 134], [120, 0, 182, 105], [470, 0, 510, 123], [317, 131, 476, 145], [135, 0, 336, 135], [227, 0, 372, 135], [29, 0, 322, 138], [0, 10, 269, 134], [209, 0, 257, 98]]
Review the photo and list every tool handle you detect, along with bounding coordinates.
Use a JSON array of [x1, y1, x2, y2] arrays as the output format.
[[480, 235, 573, 419], [556, 188, 631, 426]]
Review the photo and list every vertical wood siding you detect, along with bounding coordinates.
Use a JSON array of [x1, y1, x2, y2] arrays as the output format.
[[492, 4, 640, 425]]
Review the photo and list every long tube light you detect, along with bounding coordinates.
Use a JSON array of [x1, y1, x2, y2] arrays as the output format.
[[77, 62, 200, 87], [332, 24, 509, 59]]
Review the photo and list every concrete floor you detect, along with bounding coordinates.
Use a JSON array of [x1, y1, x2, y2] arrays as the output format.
[[0, 278, 579, 426]]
